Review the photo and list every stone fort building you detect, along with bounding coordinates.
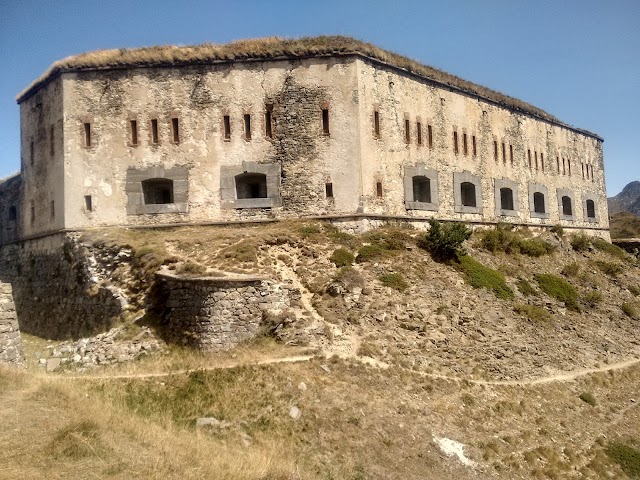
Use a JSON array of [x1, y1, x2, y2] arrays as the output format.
[[1, 36, 608, 243]]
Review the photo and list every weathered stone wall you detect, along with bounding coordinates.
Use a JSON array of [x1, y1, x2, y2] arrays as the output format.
[[158, 273, 300, 350], [0, 282, 24, 366]]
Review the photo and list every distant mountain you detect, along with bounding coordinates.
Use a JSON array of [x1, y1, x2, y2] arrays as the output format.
[[607, 181, 640, 215]]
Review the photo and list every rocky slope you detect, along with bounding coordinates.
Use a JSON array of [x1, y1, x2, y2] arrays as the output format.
[[608, 180, 640, 215]]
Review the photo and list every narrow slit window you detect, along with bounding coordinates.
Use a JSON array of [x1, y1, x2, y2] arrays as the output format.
[[535, 151, 539, 170], [30, 203, 35, 225], [265, 106, 273, 138], [541, 153, 544, 172], [405, 119, 411, 144], [83, 122, 91, 147], [223, 115, 231, 140], [30, 140, 34, 165], [567, 159, 571, 176], [130, 120, 138, 145], [453, 131, 459, 154], [494, 141, 498, 162], [582, 163, 585, 179], [8, 206, 16, 221], [427, 125, 433, 148], [322, 108, 330, 135], [50, 200, 55, 219], [376, 181, 383, 198], [50, 126, 54, 157], [374, 110, 380, 138], [463, 133, 468, 156], [472, 135, 477, 156], [562, 157, 566, 175], [151, 119, 159, 144], [325, 183, 334, 198], [502, 143, 506, 164], [417, 122, 422, 146], [509, 145, 514, 165], [528, 150, 532, 169], [171, 118, 180, 144], [244, 114, 251, 140], [84, 195, 93, 212], [556, 156, 560, 173]]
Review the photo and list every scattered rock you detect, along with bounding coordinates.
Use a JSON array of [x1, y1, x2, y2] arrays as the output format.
[[289, 406, 302, 420], [196, 417, 232, 428], [46, 358, 61, 372]]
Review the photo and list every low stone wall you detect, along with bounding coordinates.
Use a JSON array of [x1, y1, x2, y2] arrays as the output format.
[[158, 272, 300, 350], [0, 282, 24, 366]]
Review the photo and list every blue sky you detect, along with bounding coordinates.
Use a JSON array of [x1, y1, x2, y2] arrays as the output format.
[[0, 0, 638, 195]]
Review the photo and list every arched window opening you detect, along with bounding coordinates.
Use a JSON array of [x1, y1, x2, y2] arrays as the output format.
[[412, 176, 431, 203], [235, 173, 267, 199], [562, 196, 573, 216], [8, 206, 17, 221], [461, 182, 476, 207], [533, 192, 545, 213], [142, 178, 174, 205], [500, 187, 514, 211], [586, 199, 596, 219]]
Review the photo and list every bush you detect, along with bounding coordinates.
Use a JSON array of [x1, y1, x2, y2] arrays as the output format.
[[606, 442, 640, 479], [329, 248, 354, 267], [570, 234, 591, 252], [457, 255, 514, 300], [592, 237, 629, 261], [176, 261, 207, 276], [534, 273, 580, 312], [477, 226, 554, 257], [518, 238, 555, 257], [516, 278, 537, 296], [379, 273, 409, 292], [579, 392, 597, 406], [514, 303, 550, 322], [355, 244, 386, 263], [418, 219, 471, 261], [582, 291, 602, 309], [622, 302, 640, 319], [629, 285, 640, 296], [297, 225, 321, 237], [561, 262, 580, 277], [594, 260, 623, 277], [550, 224, 564, 236]]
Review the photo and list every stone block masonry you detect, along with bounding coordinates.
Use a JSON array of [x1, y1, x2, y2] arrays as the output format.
[[0, 282, 25, 366], [158, 272, 300, 350]]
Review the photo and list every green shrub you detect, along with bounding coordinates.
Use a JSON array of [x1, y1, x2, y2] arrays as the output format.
[[329, 248, 354, 267], [550, 224, 564, 236], [629, 285, 640, 296], [297, 225, 321, 237], [516, 278, 537, 296], [606, 441, 640, 479], [478, 226, 553, 257], [355, 244, 386, 263], [514, 303, 551, 322], [592, 237, 629, 261], [176, 261, 207, 276], [561, 262, 580, 277], [379, 273, 408, 292], [594, 260, 623, 277], [582, 291, 602, 309], [418, 219, 472, 261], [534, 273, 580, 312], [457, 255, 514, 300], [579, 392, 597, 406], [365, 229, 412, 251], [570, 234, 591, 252], [518, 238, 555, 257], [622, 302, 640, 319]]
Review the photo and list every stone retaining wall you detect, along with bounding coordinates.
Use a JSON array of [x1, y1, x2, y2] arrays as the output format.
[[158, 273, 300, 350], [0, 282, 24, 366]]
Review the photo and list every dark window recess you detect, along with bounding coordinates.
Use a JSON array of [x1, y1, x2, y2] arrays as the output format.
[[417, 122, 422, 145], [50, 126, 54, 157], [582, 163, 585, 179], [535, 151, 539, 170], [142, 178, 174, 204], [130, 120, 138, 145], [567, 159, 571, 176], [84, 123, 91, 147], [453, 131, 459, 153], [562, 196, 573, 216], [322, 108, 330, 135], [528, 150, 532, 169], [472, 135, 477, 156], [405, 119, 411, 144], [502, 143, 506, 164], [151, 119, 159, 144], [463, 133, 468, 156], [265, 106, 273, 138], [509, 145, 514, 165], [376, 181, 383, 198], [235, 173, 267, 199], [586, 199, 596, 218], [243, 114, 251, 140], [30, 140, 34, 165], [84, 195, 93, 212], [461, 182, 476, 207], [172, 118, 180, 144], [325, 183, 334, 198], [8, 206, 16, 221], [557, 156, 560, 173], [50, 200, 55, 219], [500, 188, 514, 211], [533, 192, 546, 213], [562, 158, 566, 175], [427, 125, 433, 148], [494, 141, 498, 161], [412, 176, 431, 203], [223, 115, 231, 140], [541, 153, 544, 172], [374, 110, 380, 137], [30, 204, 35, 224]]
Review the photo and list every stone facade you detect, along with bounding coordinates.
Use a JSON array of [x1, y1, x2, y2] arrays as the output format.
[[158, 273, 300, 350], [0, 37, 608, 244], [0, 282, 24, 366]]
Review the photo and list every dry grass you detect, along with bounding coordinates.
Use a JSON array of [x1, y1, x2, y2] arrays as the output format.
[[18, 35, 595, 137]]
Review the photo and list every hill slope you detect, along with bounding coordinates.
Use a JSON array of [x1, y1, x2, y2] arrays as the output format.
[[608, 180, 640, 215]]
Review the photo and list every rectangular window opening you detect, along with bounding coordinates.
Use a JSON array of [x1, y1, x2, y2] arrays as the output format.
[[171, 117, 180, 144], [556, 156, 560, 173], [151, 119, 159, 144], [453, 131, 459, 154], [84, 195, 93, 212], [83, 122, 91, 147], [244, 114, 252, 140], [535, 151, 539, 170], [30, 140, 34, 165], [325, 183, 334, 198], [405, 119, 411, 144], [494, 140, 499, 162], [265, 106, 273, 138], [567, 159, 571, 176], [50, 126, 54, 157], [509, 145, 514, 165], [427, 125, 433, 148], [417, 122, 422, 146], [502, 142, 506, 164], [50, 200, 55, 219], [582, 163, 585, 179], [223, 115, 231, 140], [463, 133, 468, 156], [472, 135, 477, 156], [374, 110, 380, 138], [30, 204, 35, 225], [130, 120, 138, 145], [376, 181, 383, 198], [322, 108, 330, 135], [562, 157, 566, 175], [528, 149, 532, 169], [541, 153, 544, 172]]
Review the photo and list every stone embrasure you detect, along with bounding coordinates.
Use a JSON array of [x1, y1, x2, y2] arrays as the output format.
[[0, 282, 25, 367]]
